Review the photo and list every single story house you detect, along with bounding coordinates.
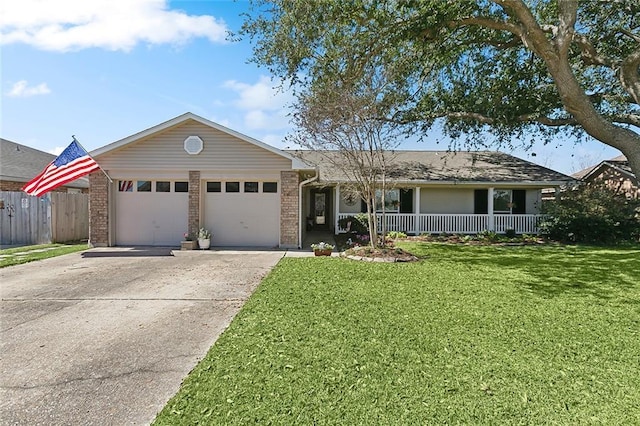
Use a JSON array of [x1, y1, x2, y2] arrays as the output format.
[[87, 112, 573, 248], [0, 138, 89, 193], [572, 155, 638, 199]]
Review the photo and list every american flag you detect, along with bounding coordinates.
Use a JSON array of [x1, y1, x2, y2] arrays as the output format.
[[22, 139, 100, 197]]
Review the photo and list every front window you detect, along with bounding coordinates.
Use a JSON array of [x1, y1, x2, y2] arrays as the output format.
[[493, 189, 512, 213], [375, 189, 399, 212]]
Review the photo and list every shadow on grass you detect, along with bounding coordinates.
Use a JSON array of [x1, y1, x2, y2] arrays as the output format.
[[402, 243, 640, 300]]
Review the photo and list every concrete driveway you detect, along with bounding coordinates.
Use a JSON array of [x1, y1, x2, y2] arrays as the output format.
[[0, 247, 286, 425]]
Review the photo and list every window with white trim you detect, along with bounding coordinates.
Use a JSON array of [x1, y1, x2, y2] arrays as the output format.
[[375, 189, 400, 212], [493, 189, 512, 213]]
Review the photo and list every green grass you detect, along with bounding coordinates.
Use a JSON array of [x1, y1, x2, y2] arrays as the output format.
[[154, 243, 640, 425], [0, 242, 88, 267]]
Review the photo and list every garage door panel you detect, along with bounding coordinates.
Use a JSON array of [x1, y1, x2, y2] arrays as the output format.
[[116, 193, 188, 246], [205, 193, 279, 247]]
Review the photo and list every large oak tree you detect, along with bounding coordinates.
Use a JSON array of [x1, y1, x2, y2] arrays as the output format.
[[241, 0, 640, 179]]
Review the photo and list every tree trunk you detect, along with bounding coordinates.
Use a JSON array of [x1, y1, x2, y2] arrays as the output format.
[[509, 0, 640, 180], [548, 58, 640, 182]]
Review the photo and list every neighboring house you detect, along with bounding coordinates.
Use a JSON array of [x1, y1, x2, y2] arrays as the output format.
[[0, 138, 89, 193], [572, 155, 638, 199], [87, 112, 574, 248]]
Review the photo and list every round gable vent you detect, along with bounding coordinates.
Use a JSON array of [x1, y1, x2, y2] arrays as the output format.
[[184, 135, 203, 155]]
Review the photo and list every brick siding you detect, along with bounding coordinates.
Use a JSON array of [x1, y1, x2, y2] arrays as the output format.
[[188, 171, 201, 239], [280, 170, 299, 248], [89, 172, 109, 247]]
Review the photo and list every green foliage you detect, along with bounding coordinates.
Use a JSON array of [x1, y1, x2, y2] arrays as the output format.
[[504, 228, 517, 238], [0, 243, 88, 268], [198, 228, 211, 239], [154, 244, 640, 424], [241, 0, 640, 177], [477, 229, 499, 242], [338, 214, 369, 234], [386, 231, 407, 239], [540, 184, 640, 243], [310, 241, 334, 251]]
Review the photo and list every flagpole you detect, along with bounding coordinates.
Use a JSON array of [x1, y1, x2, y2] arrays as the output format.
[[72, 135, 113, 184]]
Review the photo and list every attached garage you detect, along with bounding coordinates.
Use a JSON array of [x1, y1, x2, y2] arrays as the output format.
[[114, 180, 188, 246], [88, 113, 309, 248], [204, 180, 280, 247]]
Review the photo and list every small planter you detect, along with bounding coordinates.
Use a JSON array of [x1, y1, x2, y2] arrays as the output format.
[[198, 238, 211, 250], [181, 240, 197, 250], [314, 249, 332, 256]]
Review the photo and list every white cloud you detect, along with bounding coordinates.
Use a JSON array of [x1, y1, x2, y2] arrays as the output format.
[[223, 75, 293, 111], [48, 146, 65, 155], [0, 0, 228, 52], [7, 80, 51, 97], [223, 75, 294, 132]]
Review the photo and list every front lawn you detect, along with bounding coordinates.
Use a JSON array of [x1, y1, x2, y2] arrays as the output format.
[[154, 243, 640, 425], [0, 243, 88, 268]]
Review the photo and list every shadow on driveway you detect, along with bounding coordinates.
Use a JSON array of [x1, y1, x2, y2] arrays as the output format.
[[82, 247, 175, 257]]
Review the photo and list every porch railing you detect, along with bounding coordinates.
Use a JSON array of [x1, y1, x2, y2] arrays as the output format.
[[337, 213, 545, 235]]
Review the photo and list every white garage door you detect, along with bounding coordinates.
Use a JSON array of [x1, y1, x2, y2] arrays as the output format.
[[115, 180, 188, 246], [204, 181, 280, 247]]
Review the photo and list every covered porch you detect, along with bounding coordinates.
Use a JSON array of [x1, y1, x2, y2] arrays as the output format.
[[336, 212, 545, 235], [329, 183, 548, 235]]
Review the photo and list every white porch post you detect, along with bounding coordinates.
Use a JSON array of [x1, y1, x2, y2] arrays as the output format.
[[414, 186, 421, 235], [488, 187, 495, 231], [334, 184, 340, 235]]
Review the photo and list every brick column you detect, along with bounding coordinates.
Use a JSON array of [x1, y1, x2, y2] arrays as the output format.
[[280, 171, 299, 248], [188, 171, 201, 239], [89, 171, 109, 247]]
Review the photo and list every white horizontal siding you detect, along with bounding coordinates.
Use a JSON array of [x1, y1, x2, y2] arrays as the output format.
[[420, 188, 474, 214], [97, 120, 292, 171]]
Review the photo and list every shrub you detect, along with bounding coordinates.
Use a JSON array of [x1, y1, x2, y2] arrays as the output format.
[[338, 214, 369, 234], [477, 229, 499, 242], [540, 183, 640, 243], [505, 228, 517, 238], [387, 231, 407, 239]]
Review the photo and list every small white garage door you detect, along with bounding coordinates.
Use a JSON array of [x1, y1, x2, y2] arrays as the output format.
[[204, 181, 280, 247], [115, 180, 188, 246]]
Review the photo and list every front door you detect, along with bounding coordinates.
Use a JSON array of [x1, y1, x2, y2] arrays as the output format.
[[311, 188, 332, 229]]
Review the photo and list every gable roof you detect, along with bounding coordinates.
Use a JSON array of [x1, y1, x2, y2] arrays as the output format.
[[91, 112, 312, 169], [572, 154, 635, 182], [0, 138, 89, 188], [291, 150, 574, 186]]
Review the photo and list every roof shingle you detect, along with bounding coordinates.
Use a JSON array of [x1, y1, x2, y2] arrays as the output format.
[[291, 150, 573, 184]]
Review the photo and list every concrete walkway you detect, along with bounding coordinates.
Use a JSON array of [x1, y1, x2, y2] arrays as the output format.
[[0, 247, 292, 425]]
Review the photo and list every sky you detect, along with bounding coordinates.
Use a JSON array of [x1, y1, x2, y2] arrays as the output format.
[[1, 0, 623, 175]]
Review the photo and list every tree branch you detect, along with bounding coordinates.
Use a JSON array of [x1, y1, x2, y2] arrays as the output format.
[[493, 0, 557, 59], [573, 34, 614, 67], [619, 28, 640, 44], [620, 47, 640, 105], [611, 113, 640, 128], [453, 16, 523, 37], [555, 0, 578, 58], [519, 115, 577, 126]]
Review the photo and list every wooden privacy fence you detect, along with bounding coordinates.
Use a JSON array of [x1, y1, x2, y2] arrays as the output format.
[[0, 191, 89, 246]]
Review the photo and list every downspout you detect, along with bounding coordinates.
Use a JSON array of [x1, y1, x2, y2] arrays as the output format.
[[298, 168, 319, 248]]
